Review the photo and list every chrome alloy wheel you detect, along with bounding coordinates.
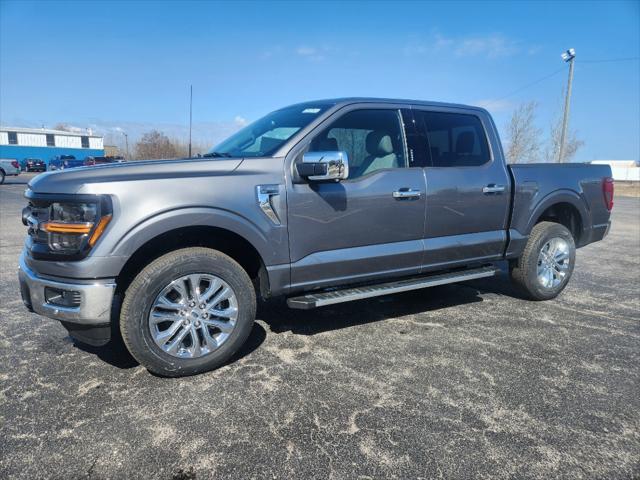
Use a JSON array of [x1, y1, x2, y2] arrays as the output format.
[[536, 237, 571, 290], [148, 274, 239, 359]]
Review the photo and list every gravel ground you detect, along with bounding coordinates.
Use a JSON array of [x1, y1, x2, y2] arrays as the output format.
[[1, 173, 638, 479]]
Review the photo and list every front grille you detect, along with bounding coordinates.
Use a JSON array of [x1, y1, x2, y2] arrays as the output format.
[[26, 201, 51, 246]]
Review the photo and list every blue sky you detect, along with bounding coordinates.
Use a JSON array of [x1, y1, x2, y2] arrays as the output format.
[[1, 0, 638, 161]]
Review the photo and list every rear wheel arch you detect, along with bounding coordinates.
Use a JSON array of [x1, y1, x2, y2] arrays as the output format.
[[528, 191, 589, 245]]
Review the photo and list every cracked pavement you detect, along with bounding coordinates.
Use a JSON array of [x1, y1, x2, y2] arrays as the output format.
[[1, 173, 639, 479]]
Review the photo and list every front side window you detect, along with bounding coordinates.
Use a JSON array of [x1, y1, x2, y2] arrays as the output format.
[[415, 111, 490, 167], [207, 104, 332, 158], [309, 109, 406, 179], [81, 136, 90, 148], [46, 134, 55, 146], [8, 131, 18, 144]]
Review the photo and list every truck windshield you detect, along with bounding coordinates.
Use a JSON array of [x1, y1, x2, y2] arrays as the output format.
[[206, 104, 331, 158]]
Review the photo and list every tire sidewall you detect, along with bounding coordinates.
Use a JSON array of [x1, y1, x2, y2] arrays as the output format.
[[524, 223, 576, 300], [122, 250, 255, 376]]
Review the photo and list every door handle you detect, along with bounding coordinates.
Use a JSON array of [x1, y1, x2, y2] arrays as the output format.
[[392, 189, 421, 199], [482, 184, 506, 194]]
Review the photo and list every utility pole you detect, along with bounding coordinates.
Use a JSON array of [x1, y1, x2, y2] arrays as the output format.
[[188, 85, 193, 158], [122, 132, 130, 160], [559, 48, 576, 163]]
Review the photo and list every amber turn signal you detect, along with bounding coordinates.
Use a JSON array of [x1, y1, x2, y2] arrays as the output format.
[[88, 214, 112, 246], [42, 222, 93, 234]]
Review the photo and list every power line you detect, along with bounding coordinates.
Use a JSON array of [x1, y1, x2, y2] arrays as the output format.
[[480, 57, 640, 105], [580, 56, 640, 64], [481, 56, 639, 108], [482, 66, 565, 106]]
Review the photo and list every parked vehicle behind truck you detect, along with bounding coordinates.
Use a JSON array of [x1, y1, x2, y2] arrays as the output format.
[[84, 156, 125, 167], [0, 158, 20, 184], [48, 155, 84, 170], [23, 158, 46, 172], [18, 98, 613, 377]]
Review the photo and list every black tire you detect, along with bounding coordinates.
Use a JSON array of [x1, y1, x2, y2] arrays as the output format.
[[120, 247, 256, 377], [0, 170, 5, 184], [510, 221, 576, 301]]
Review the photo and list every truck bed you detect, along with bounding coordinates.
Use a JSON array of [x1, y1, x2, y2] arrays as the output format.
[[507, 163, 612, 253]]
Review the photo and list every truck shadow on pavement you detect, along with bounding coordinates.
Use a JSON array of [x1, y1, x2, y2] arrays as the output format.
[[258, 270, 518, 336], [73, 270, 517, 371], [74, 320, 268, 371]]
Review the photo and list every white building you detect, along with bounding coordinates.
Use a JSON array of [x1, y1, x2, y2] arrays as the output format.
[[0, 126, 104, 167], [590, 160, 640, 182]]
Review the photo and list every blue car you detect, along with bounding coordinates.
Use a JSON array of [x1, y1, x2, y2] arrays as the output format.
[[49, 155, 85, 170]]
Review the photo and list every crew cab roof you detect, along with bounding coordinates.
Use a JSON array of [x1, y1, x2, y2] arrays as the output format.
[[286, 97, 488, 113]]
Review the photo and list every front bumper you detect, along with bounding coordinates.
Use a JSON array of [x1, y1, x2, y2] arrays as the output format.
[[18, 252, 116, 325]]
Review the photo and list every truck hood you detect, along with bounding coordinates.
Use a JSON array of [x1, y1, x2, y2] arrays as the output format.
[[28, 157, 244, 195]]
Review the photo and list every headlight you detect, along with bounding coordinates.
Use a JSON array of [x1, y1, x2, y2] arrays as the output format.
[[24, 192, 113, 259], [50, 202, 98, 222], [42, 202, 111, 253]]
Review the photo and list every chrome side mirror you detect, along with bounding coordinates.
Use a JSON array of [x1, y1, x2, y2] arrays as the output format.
[[298, 151, 349, 182]]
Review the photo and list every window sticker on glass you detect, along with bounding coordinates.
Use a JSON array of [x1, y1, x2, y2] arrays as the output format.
[[302, 108, 321, 114]]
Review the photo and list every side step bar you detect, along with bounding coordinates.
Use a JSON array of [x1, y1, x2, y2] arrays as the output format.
[[287, 266, 499, 310]]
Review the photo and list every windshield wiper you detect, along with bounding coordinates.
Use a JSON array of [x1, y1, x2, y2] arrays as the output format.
[[202, 151, 233, 158]]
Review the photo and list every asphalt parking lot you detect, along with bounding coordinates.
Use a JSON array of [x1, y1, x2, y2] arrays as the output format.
[[1, 172, 638, 479]]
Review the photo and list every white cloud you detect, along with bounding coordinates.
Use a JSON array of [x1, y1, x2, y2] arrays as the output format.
[[296, 46, 317, 56], [454, 34, 517, 58], [404, 33, 520, 59], [234, 115, 248, 127], [474, 98, 514, 112], [527, 45, 542, 55], [294, 45, 328, 62]]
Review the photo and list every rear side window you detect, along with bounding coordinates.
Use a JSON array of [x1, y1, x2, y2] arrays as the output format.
[[81, 136, 90, 148], [8, 131, 18, 144], [415, 111, 490, 167], [46, 134, 55, 146]]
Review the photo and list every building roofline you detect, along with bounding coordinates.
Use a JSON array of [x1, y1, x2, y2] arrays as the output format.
[[0, 126, 102, 138]]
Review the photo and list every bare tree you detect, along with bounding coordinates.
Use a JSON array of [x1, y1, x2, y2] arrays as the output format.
[[53, 123, 72, 132], [505, 101, 542, 164], [170, 138, 209, 158], [134, 130, 179, 160], [544, 115, 585, 163]]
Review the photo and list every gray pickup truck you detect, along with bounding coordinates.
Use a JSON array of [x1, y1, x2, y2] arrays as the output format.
[[18, 98, 614, 377]]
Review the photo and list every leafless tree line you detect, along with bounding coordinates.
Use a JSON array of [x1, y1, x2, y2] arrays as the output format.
[[131, 130, 209, 160], [504, 101, 584, 164]]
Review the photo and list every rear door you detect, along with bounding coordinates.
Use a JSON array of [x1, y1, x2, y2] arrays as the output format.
[[411, 107, 511, 270], [285, 105, 427, 292]]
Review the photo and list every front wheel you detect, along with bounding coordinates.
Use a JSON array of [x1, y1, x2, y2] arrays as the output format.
[[0, 170, 5, 184], [120, 247, 256, 377], [510, 221, 576, 301]]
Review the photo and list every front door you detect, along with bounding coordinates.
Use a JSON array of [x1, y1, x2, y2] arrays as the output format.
[[411, 108, 511, 270], [286, 107, 427, 292]]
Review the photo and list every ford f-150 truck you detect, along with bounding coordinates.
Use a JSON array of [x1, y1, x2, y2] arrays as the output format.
[[18, 98, 614, 377]]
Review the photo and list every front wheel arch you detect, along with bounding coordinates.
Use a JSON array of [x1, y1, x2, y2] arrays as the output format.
[[115, 225, 269, 300]]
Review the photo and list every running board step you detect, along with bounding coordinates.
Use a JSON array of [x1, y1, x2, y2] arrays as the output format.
[[287, 266, 499, 310]]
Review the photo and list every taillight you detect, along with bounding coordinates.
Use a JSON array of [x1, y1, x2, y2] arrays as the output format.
[[603, 177, 614, 211], [11, 160, 19, 169]]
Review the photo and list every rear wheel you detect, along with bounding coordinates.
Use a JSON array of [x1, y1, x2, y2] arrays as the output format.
[[0, 170, 5, 184], [510, 221, 576, 300], [120, 247, 256, 377]]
